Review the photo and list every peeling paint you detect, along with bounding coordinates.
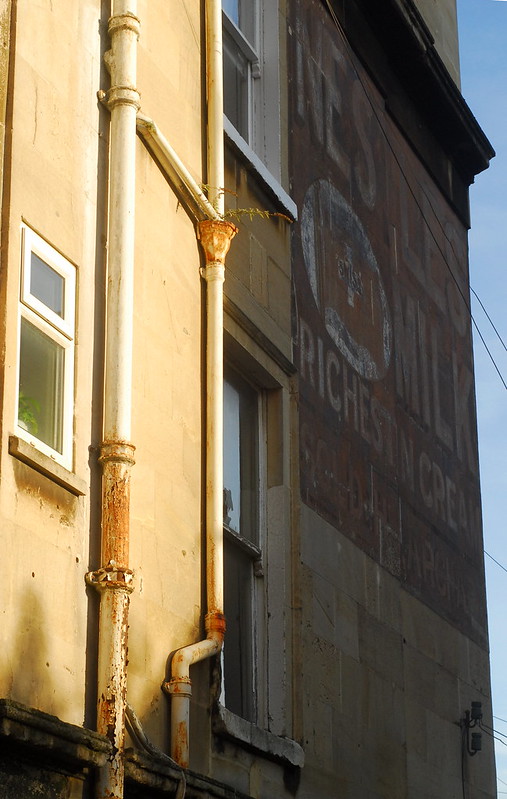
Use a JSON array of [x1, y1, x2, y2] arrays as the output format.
[[174, 721, 189, 768]]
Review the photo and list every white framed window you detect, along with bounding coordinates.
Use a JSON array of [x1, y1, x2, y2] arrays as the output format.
[[214, 338, 303, 767], [222, 0, 281, 180], [222, 365, 265, 723], [16, 224, 76, 470], [223, 0, 259, 144]]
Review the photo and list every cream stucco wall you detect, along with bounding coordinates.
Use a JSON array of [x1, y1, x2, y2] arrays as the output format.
[[0, 0, 209, 738], [0, 0, 102, 727]]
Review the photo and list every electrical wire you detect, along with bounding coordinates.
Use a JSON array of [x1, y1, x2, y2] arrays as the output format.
[[485, 550, 507, 575], [461, 722, 468, 799], [471, 318, 507, 390], [320, 0, 507, 391], [479, 723, 507, 747], [480, 720, 507, 741], [471, 286, 507, 353]]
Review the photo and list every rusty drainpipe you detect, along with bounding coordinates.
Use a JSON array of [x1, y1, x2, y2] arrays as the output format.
[[162, 0, 237, 768], [86, 2, 140, 798], [163, 218, 236, 767]]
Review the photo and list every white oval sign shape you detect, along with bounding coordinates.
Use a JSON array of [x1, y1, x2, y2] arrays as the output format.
[[301, 178, 392, 381]]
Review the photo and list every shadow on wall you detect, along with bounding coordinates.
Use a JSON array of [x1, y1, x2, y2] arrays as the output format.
[[82, 0, 112, 733], [8, 585, 67, 721], [126, 631, 172, 757]]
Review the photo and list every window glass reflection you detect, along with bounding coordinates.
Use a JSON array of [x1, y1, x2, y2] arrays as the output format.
[[30, 252, 64, 317]]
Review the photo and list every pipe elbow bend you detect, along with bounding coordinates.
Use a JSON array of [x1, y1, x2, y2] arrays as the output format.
[[163, 614, 226, 696]]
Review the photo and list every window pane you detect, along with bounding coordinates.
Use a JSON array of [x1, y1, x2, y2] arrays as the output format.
[[223, 371, 259, 543], [30, 252, 64, 317], [223, 540, 255, 721], [223, 30, 250, 141], [224, 379, 241, 533], [19, 318, 65, 453], [238, 0, 255, 45], [223, 0, 255, 45], [222, 0, 239, 26]]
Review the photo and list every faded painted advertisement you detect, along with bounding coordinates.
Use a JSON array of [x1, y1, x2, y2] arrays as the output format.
[[290, 0, 487, 645]]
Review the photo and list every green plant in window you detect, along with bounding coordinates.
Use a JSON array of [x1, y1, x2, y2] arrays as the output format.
[[18, 389, 40, 435]]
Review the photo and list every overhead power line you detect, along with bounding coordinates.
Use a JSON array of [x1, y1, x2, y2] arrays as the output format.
[[471, 287, 507, 354], [485, 550, 507, 575]]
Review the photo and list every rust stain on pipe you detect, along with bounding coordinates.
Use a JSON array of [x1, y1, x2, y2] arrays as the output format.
[[174, 721, 189, 769], [98, 695, 123, 744], [197, 219, 237, 266], [206, 610, 226, 635], [86, 440, 135, 799], [99, 441, 135, 567], [164, 222, 237, 767]]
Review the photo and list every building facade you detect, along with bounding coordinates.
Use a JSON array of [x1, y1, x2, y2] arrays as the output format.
[[0, 1, 496, 798]]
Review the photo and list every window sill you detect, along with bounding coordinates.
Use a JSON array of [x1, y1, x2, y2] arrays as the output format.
[[9, 435, 87, 496], [224, 118, 298, 222], [213, 704, 304, 768]]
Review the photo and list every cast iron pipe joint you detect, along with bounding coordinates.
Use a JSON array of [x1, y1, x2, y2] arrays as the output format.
[[197, 219, 238, 276], [205, 610, 226, 636], [162, 612, 226, 697], [85, 562, 135, 593]]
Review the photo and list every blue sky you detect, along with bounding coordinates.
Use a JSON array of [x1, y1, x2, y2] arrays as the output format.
[[457, 0, 507, 792]]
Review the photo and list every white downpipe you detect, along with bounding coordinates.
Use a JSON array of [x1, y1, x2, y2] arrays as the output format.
[[203, 0, 227, 617], [163, 0, 234, 769], [136, 114, 220, 221], [165, 217, 236, 768], [206, 0, 225, 216], [86, 3, 140, 798], [103, 17, 139, 442], [168, 634, 223, 764], [204, 250, 224, 617]]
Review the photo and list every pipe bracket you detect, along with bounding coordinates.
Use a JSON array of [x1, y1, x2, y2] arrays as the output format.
[[108, 12, 141, 38], [163, 677, 192, 699], [86, 561, 135, 594], [104, 85, 141, 112], [205, 611, 226, 636], [99, 440, 136, 466], [199, 263, 224, 283], [197, 219, 238, 266]]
